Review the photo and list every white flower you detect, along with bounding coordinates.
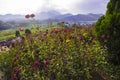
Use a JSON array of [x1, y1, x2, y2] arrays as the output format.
[[0, 48, 1, 52], [2, 46, 9, 51]]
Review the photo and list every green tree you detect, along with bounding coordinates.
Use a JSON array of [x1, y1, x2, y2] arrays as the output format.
[[15, 30, 20, 37], [25, 29, 31, 34], [95, 0, 120, 65]]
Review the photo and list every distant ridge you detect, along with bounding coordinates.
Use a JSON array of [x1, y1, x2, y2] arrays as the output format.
[[0, 10, 103, 22]]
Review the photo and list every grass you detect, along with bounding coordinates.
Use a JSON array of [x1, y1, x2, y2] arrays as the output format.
[[0, 25, 62, 41]]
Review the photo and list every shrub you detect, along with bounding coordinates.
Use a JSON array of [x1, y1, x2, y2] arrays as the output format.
[[25, 29, 31, 34], [95, 0, 120, 65], [15, 30, 20, 37]]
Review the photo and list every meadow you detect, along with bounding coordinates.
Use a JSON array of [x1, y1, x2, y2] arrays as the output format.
[[0, 29, 15, 41], [1, 22, 120, 80], [1, 24, 118, 80]]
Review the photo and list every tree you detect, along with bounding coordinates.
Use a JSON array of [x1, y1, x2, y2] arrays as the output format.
[[25, 29, 31, 34], [15, 30, 20, 37], [95, 0, 120, 65]]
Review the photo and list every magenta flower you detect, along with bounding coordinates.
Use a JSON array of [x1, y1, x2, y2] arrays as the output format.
[[11, 77, 16, 80], [79, 37, 83, 41], [32, 61, 40, 67], [14, 68, 20, 74], [44, 60, 50, 65]]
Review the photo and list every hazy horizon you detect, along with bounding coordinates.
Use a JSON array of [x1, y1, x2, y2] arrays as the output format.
[[0, 0, 109, 15]]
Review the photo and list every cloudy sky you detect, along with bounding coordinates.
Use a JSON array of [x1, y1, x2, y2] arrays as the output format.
[[0, 0, 109, 15]]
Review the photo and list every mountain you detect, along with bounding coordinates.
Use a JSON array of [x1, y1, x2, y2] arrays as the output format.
[[0, 14, 24, 22], [61, 13, 103, 22], [53, 13, 73, 19], [0, 10, 103, 23]]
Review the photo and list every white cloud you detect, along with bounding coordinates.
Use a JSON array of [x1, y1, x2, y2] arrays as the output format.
[[0, 0, 109, 15], [37, 0, 83, 13], [73, 0, 109, 14], [0, 0, 45, 14]]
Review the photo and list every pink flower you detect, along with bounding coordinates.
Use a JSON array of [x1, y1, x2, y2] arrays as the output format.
[[83, 51, 87, 56], [69, 36, 75, 39], [62, 58, 67, 63], [20, 77, 23, 80], [33, 67, 39, 72], [107, 36, 110, 38], [64, 49, 67, 53], [13, 55, 19, 62], [30, 14, 35, 18], [25, 14, 30, 18], [18, 27, 24, 31], [63, 29, 69, 33], [93, 37, 97, 40], [19, 47, 23, 50], [36, 26, 40, 30], [101, 34, 105, 39], [54, 30, 59, 34], [43, 33, 47, 36], [51, 29, 61, 34]]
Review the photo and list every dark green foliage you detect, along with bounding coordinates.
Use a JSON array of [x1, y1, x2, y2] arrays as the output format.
[[95, 0, 120, 65], [25, 29, 31, 34], [15, 30, 20, 37]]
